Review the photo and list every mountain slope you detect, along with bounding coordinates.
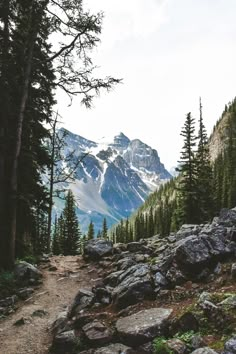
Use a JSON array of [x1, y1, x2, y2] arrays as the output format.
[[54, 129, 171, 233]]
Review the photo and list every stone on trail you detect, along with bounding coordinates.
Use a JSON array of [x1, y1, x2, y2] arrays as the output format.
[[84, 239, 113, 260], [115, 307, 172, 346], [93, 343, 131, 354]]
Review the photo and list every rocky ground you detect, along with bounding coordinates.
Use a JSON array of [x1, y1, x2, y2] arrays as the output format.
[[0, 256, 101, 353], [1, 207, 236, 353]]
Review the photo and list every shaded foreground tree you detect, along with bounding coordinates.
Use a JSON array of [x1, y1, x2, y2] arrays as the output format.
[[0, 0, 120, 269]]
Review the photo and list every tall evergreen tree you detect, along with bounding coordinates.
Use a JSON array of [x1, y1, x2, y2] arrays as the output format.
[[102, 217, 108, 239], [177, 112, 198, 224], [195, 98, 214, 222], [87, 221, 95, 240], [62, 190, 81, 255]]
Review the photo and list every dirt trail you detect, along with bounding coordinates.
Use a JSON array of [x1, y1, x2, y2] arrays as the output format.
[[0, 256, 98, 354]]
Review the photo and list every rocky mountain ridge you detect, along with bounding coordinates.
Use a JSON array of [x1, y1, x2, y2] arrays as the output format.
[[50, 207, 236, 353], [54, 129, 171, 233]]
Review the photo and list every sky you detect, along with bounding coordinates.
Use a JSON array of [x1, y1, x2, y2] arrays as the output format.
[[56, 0, 236, 170]]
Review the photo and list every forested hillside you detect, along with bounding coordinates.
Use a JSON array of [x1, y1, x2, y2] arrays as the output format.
[[112, 98, 236, 242]]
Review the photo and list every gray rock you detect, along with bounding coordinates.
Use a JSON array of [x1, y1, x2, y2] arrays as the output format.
[[112, 264, 154, 309], [82, 320, 113, 346], [74, 313, 93, 329], [116, 257, 136, 271], [166, 338, 187, 354], [191, 348, 218, 354], [115, 307, 172, 346], [231, 263, 236, 279], [174, 232, 229, 276], [218, 208, 236, 227], [17, 288, 34, 300], [51, 311, 68, 335], [84, 239, 113, 260], [113, 243, 128, 254], [135, 254, 150, 263], [104, 270, 124, 287], [176, 224, 200, 240], [191, 335, 206, 350], [166, 267, 186, 286], [52, 330, 78, 353], [219, 295, 236, 309], [0, 295, 18, 307], [153, 272, 168, 289], [69, 289, 94, 317], [14, 261, 42, 283], [171, 312, 199, 334], [198, 292, 211, 304], [127, 242, 144, 253], [94, 343, 131, 354], [92, 286, 112, 305], [224, 336, 236, 353], [175, 236, 211, 271]]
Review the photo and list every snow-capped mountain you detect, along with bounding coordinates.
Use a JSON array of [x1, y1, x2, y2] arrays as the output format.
[[54, 129, 172, 233]]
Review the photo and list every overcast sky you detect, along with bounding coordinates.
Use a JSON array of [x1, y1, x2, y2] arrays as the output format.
[[56, 0, 236, 170]]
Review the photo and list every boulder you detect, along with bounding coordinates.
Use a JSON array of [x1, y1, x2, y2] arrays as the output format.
[[51, 311, 68, 335], [166, 338, 187, 354], [191, 335, 207, 350], [224, 336, 236, 353], [17, 288, 34, 300], [92, 286, 112, 305], [0, 295, 18, 307], [104, 270, 124, 287], [218, 208, 236, 227], [153, 272, 168, 289], [84, 239, 113, 260], [219, 295, 236, 309], [94, 343, 131, 354], [171, 312, 199, 334], [115, 307, 172, 346], [174, 233, 229, 276], [191, 348, 218, 354], [82, 320, 113, 346], [176, 224, 200, 240], [116, 257, 136, 271], [231, 263, 236, 279], [126, 242, 145, 253], [69, 289, 94, 317], [112, 264, 154, 309], [52, 330, 78, 353], [14, 261, 42, 283], [165, 267, 186, 286]]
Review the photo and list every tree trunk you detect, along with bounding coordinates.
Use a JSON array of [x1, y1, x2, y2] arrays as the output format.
[[47, 114, 57, 252], [0, 0, 11, 269], [8, 29, 36, 267]]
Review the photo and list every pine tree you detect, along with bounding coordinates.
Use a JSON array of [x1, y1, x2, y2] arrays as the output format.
[[87, 221, 95, 240], [195, 98, 214, 222], [177, 112, 198, 224], [62, 190, 81, 255], [102, 218, 108, 240]]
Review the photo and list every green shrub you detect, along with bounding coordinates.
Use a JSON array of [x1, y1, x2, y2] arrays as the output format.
[[153, 337, 174, 354], [174, 330, 196, 344]]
